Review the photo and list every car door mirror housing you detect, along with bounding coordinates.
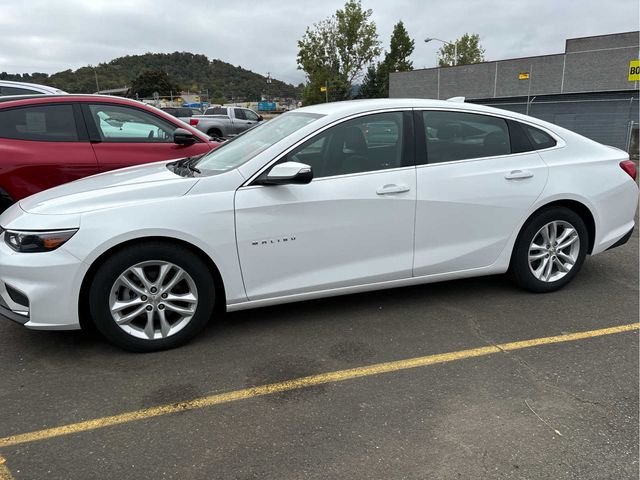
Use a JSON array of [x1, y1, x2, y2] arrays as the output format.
[[174, 128, 196, 145], [258, 115, 264, 121], [259, 161, 313, 185]]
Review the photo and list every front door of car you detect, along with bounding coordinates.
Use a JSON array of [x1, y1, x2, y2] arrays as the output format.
[[412, 109, 549, 276], [81, 103, 211, 172], [232, 108, 252, 135], [235, 111, 416, 300]]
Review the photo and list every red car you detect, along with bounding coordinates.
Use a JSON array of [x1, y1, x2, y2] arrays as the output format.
[[0, 95, 219, 212]]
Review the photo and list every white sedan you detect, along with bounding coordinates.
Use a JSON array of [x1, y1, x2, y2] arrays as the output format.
[[0, 99, 637, 351]]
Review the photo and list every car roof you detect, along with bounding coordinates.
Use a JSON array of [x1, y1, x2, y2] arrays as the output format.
[[0, 80, 67, 94], [297, 98, 565, 133], [0, 94, 148, 106]]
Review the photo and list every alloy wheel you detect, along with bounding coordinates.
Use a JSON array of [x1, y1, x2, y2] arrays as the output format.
[[528, 220, 580, 283], [109, 260, 199, 340]]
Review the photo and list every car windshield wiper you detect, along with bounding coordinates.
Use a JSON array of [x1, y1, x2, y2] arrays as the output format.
[[171, 155, 204, 176], [186, 158, 201, 174]]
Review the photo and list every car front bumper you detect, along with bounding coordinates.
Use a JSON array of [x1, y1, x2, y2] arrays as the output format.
[[0, 239, 86, 330]]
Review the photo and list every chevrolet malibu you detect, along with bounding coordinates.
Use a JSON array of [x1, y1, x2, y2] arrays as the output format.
[[0, 99, 637, 351]]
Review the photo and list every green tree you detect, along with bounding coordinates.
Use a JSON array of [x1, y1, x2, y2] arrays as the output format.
[[378, 20, 414, 97], [438, 33, 485, 67], [356, 64, 381, 98], [130, 69, 182, 98], [357, 20, 414, 99], [297, 0, 381, 104]]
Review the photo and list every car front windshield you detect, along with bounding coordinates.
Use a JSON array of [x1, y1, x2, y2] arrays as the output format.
[[193, 112, 323, 175]]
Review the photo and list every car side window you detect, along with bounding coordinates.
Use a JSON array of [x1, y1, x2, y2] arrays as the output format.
[[422, 111, 510, 164], [0, 104, 79, 141], [245, 110, 259, 122], [234, 108, 247, 120], [285, 112, 405, 178], [88, 104, 175, 142], [0, 86, 42, 96], [524, 124, 557, 150]]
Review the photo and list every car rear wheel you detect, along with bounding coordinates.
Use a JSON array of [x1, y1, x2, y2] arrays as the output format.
[[89, 242, 215, 352], [510, 207, 588, 293]]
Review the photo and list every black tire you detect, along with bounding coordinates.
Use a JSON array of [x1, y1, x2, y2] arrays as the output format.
[[207, 129, 223, 138], [509, 206, 588, 293], [89, 242, 215, 352]]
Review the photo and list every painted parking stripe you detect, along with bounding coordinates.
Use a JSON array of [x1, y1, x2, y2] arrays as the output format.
[[0, 322, 637, 449], [0, 456, 15, 480]]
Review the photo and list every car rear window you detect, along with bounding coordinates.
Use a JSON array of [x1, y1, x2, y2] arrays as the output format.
[[204, 107, 227, 115], [0, 104, 78, 141]]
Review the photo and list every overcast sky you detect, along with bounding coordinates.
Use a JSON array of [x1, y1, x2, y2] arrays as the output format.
[[1, 0, 638, 85]]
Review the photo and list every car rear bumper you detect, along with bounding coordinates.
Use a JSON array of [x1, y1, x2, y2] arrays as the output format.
[[606, 225, 634, 251]]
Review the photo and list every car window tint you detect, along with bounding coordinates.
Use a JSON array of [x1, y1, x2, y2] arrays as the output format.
[[245, 110, 259, 121], [423, 111, 510, 164], [178, 108, 192, 117], [286, 111, 404, 178], [0, 86, 42, 96], [88, 104, 175, 142], [234, 108, 247, 120], [205, 107, 226, 115], [0, 104, 78, 141], [524, 124, 557, 150], [507, 120, 535, 153]]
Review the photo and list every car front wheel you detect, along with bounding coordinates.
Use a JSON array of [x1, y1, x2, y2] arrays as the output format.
[[510, 207, 588, 293], [89, 242, 215, 352]]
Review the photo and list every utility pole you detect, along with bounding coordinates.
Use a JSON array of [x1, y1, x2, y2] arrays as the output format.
[[325, 80, 328, 103], [93, 68, 100, 93], [526, 63, 534, 115]]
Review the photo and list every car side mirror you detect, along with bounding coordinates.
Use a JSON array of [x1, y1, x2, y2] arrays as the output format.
[[174, 128, 196, 145], [258, 115, 264, 121], [260, 161, 313, 185]]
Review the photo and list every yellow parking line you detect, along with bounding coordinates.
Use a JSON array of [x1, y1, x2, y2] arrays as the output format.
[[0, 456, 15, 480], [0, 322, 637, 449]]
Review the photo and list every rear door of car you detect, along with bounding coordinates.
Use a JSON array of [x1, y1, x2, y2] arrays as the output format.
[[412, 109, 549, 276], [81, 102, 212, 171], [0, 102, 98, 201]]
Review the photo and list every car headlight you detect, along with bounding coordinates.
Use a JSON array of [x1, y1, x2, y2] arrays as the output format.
[[2, 229, 78, 253]]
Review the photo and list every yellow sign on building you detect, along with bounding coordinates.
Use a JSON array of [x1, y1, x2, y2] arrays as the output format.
[[320, 86, 327, 92], [518, 72, 530, 80], [629, 60, 640, 81]]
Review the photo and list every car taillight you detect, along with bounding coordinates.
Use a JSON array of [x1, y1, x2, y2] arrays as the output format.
[[620, 160, 637, 181], [189, 118, 199, 126]]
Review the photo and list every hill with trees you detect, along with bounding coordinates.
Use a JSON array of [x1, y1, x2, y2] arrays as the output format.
[[0, 52, 302, 102]]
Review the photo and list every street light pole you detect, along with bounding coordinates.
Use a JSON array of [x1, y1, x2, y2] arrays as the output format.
[[424, 37, 458, 66]]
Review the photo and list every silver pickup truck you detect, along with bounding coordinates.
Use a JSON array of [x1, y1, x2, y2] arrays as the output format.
[[192, 106, 263, 139]]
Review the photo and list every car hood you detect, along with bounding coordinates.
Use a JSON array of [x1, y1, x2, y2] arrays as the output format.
[[20, 160, 198, 215]]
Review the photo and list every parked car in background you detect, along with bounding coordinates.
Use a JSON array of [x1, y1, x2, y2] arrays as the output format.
[[0, 80, 67, 96], [160, 106, 198, 124], [193, 106, 263, 138], [0, 94, 219, 212], [0, 98, 636, 352]]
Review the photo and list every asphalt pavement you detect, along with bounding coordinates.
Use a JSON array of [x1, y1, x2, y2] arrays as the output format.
[[0, 229, 637, 479]]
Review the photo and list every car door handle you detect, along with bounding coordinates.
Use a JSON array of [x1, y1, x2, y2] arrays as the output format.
[[376, 184, 410, 195], [505, 170, 534, 180]]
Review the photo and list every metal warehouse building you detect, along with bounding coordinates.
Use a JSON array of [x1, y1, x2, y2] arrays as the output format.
[[390, 31, 639, 155]]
